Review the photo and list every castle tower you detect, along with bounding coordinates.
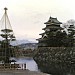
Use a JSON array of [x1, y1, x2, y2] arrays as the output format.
[[37, 16, 63, 47]]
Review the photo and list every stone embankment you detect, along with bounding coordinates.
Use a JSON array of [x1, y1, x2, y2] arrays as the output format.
[[34, 47, 75, 75]]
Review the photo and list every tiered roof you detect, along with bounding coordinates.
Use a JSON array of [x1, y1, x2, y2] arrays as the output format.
[[37, 16, 63, 47], [44, 16, 62, 24]]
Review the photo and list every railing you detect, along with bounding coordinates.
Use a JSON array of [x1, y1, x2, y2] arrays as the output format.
[[0, 63, 26, 70]]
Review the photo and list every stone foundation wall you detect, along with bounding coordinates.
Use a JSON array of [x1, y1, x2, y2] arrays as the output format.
[[34, 47, 75, 75]]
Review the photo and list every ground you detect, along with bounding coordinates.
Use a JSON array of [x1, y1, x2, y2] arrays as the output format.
[[0, 69, 50, 75]]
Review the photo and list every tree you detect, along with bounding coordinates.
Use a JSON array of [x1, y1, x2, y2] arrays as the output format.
[[0, 8, 16, 63]]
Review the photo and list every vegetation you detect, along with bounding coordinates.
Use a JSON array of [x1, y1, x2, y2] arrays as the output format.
[[0, 8, 16, 63]]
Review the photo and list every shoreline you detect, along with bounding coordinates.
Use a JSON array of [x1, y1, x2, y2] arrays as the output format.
[[0, 69, 50, 75]]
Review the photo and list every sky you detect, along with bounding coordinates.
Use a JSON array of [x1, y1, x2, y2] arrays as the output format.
[[0, 0, 74, 42]]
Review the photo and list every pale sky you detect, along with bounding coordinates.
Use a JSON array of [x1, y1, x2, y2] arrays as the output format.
[[0, 0, 74, 42]]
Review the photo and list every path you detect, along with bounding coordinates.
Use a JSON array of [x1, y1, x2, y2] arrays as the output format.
[[0, 69, 50, 75]]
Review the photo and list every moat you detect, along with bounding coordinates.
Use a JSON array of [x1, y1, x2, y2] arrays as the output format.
[[12, 57, 38, 71], [13, 57, 75, 75]]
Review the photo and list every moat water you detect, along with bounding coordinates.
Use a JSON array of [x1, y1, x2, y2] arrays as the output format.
[[10, 57, 38, 71]]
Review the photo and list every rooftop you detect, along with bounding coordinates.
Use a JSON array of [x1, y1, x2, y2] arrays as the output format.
[[44, 16, 62, 24]]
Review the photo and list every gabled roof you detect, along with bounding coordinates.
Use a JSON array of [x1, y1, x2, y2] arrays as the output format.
[[44, 16, 62, 24]]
